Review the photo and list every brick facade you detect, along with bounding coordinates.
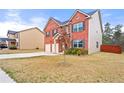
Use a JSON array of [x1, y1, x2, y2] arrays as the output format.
[[44, 10, 102, 53]]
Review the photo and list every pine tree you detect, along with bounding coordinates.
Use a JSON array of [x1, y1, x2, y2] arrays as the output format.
[[103, 22, 113, 44], [113, 24, 123, 44]]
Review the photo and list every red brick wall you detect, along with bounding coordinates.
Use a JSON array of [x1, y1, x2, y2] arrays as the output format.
[[70, 11, 89, 49], [44, 11, 89, 51], [100, 45, 122, 54], [44, 19, 60, 44]]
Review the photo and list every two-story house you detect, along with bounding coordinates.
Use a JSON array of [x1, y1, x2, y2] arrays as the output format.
[[7, 31, 17, 47], [44, 9, 103, 54], [7, 27, 44, 50]]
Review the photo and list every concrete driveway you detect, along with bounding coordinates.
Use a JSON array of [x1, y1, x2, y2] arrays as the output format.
[[0, 68, 15, 83], [0, 52, 58, 59]]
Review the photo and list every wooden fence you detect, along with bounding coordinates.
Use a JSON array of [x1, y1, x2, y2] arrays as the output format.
[[100, 45, 122, 54]]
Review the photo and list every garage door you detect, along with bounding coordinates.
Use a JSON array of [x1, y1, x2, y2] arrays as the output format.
[[52, 43, 59, 53], [45, 44, 51, 52]]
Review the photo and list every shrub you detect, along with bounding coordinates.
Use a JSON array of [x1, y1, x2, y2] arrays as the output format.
[[77, 49, 81, 56], [65, 48, 88, 56], [80, 48, 88, 55], [9, 46, 17, 50]]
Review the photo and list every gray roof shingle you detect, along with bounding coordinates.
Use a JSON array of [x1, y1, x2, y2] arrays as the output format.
[[7, 30, 17, 35], [51, 10, 98, 26], [87, 10, 98, 15]]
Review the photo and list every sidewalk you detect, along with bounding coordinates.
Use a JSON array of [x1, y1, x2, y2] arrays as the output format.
[[0, 68, 15, 83], [0, 52, 58, 59]]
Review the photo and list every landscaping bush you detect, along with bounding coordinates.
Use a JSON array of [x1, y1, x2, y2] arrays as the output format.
[[65, 48, 88, 56], [9, 46, 17, 50]]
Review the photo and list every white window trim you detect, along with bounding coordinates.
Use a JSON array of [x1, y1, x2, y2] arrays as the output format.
[[73, 22, 84, 32], [73, 40, 85, 48]]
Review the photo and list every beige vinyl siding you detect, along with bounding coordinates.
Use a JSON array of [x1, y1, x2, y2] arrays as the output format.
[[19, 28, 44, 50], [8, 34, 16, 39]]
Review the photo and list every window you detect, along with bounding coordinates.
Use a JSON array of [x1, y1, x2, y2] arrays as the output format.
[[46, 32, 50, 37], [73, 22, 84, 32], [96, 41, 99, 48], [52, 29, 57, 36], [73, 24, 77, 32], [73, 40, 85, 48]]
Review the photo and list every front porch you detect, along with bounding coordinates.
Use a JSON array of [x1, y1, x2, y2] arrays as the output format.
[[7, 39, 16, 48]]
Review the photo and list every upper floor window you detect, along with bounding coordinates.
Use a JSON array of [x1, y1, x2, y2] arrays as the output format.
[[46, 32, 50, 37], [73, 40, 85, 48], [52, 29, 57, 36], [73, 22, 84, 32]]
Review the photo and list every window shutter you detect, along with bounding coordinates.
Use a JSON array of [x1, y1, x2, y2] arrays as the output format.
[[83, 22, 85, 30]]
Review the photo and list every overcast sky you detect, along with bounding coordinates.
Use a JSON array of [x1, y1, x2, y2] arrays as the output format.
[[0, 9, 124, 37]]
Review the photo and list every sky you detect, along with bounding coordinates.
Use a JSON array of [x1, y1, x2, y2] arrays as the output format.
[[0, 9, 124, 37]]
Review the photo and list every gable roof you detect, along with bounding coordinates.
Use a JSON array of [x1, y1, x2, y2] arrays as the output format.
[[43, 17, 61, 31], [8, 27, 44, 36], [44, 9, 99, 30], [87, 10, 98, 15], [68, 9, 90, 22], [52, 18, 70, 26], [50, 17, 62, 25], [17, 27, 44, 34], [7, 30, 17, 35]]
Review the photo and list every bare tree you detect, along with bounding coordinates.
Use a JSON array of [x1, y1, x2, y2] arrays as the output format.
[[58, 29, 70, 63]]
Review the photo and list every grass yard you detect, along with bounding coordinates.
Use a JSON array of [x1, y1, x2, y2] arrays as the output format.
[[0, 52, 124, 83], [0, 49, 43, 54]]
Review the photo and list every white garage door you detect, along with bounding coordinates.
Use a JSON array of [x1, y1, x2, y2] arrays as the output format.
[[52, 43, 59, 53], [45, 44, 51, 52], [52, 44, 55, 53]]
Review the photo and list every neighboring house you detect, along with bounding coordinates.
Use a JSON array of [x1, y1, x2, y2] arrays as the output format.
[[7, 27, 44, 50], [0, 38, 16, 47], [7, 31, 18, 47], [44, 9, 103, 54], [0, 38, 8, 47]]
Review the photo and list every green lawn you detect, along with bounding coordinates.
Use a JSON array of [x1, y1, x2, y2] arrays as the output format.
[[0, 52, 124, 83]]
